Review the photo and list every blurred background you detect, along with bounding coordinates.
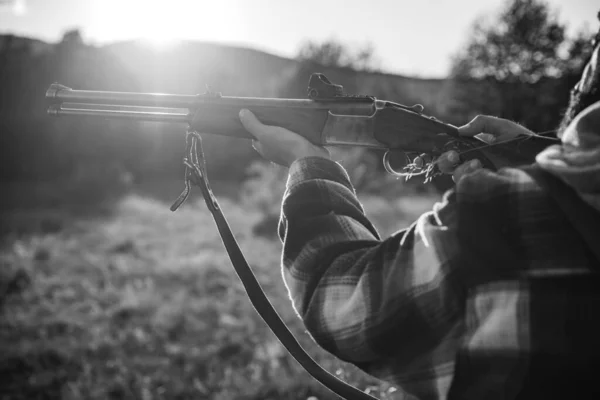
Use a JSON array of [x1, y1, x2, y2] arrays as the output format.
[[0, 0, 597, 399]]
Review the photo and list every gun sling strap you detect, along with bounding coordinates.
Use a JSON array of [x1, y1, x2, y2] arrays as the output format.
[[171, 129, 380, 400]]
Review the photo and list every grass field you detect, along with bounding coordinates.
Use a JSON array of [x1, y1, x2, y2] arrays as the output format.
[[0, 175, 438, 400]]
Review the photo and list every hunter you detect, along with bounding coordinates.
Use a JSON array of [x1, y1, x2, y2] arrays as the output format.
[[237, 21, 600, 400]]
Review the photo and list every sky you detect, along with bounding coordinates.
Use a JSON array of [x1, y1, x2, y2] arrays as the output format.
[[0, 0, 598, 78]]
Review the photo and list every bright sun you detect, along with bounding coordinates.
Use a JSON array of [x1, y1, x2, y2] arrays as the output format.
[[89, 0, 239, 49]]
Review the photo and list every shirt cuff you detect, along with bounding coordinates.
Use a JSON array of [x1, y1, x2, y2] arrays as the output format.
[[287, 156, 354, 192]]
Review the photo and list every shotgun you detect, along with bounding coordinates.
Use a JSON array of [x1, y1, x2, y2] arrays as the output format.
[[46, 73, 553, 181]]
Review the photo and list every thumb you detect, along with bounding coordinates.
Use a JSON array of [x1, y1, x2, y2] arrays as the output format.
[[239, 109, 271, 140], [458, 115, 530, 142], [458, 115, 503, 137]]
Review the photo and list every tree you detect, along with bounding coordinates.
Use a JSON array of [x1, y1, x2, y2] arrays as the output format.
[[60, 29, 85, 47], [452, 0, 567, 84], [447, 0, 594, 133], [297, 39, 379, 72]]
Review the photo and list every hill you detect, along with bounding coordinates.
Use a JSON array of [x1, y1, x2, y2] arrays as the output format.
[[101, 40, 449, 109]]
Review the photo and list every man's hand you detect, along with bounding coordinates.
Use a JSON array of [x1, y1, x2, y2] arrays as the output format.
[[436, 115, 534, 182], [239, 109, 330, 167]]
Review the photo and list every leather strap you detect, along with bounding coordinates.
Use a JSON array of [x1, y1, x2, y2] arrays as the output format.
[[172, 129, 379, 400], [524, 165, 600, 264]]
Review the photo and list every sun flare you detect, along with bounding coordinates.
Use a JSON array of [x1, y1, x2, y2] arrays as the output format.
[[88, 0, 241, 49]]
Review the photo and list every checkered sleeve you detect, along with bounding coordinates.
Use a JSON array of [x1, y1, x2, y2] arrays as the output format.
[[278, 156, 465, 398]]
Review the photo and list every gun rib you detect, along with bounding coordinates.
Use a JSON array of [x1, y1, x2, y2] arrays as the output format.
[[45, 83, 374, 110], [47, 103, 191, 123]]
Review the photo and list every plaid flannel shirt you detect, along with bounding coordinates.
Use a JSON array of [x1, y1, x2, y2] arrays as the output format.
[[278, 157, 600, 400]]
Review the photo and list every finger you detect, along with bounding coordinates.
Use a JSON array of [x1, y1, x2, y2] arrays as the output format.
[[458, 115, 530, 142], [452, 159, 482, 183], [252, 139, 273, 161], [458, 115, 504, 137], [474, 132, 496, 144], [239, 109, 274, 140], [436, 150, 461, 174], [251, 139, 262, 153]]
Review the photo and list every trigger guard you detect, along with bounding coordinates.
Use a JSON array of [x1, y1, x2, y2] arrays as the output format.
[[383, 150, 410, 177]]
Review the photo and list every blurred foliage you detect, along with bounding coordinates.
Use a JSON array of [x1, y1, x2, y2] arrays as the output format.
[[0, 180, 435, 399], [453, 0, 568, 83], [444, 0, 595, 133], [297, 39, 379, 72]]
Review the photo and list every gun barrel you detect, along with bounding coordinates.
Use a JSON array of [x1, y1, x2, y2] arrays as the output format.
[[45, 83, 335, 109], [47, 103, 191, 123], [46, 83, 202, 108], [44, 83, 378, 143]]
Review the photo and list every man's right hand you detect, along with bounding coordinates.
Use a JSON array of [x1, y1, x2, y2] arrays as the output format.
[[436, 115, 535, 182]]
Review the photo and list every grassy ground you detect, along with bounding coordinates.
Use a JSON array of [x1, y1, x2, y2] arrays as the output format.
[[0, 178, 438, 400]]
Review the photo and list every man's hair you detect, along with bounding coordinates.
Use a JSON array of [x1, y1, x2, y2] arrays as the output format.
[[558, 12, 600, 135]]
